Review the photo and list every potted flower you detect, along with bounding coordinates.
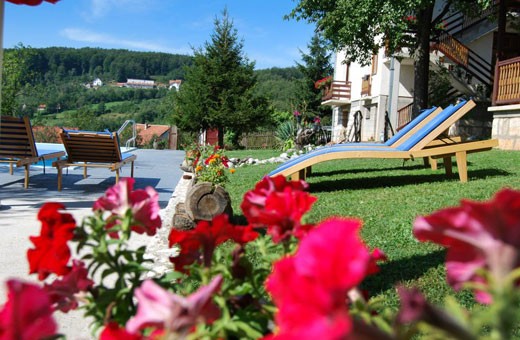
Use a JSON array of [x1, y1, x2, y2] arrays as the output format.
[[314, 75, 333, 90], [187, 146, 235, 222]]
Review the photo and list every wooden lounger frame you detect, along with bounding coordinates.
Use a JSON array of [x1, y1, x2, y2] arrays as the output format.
[[0, 115, 65, 188], [54, 129, 136, 191], [270, 100, 499, 183]]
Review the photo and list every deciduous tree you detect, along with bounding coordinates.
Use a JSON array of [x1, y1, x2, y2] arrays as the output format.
[[288, 0, 492, 116]]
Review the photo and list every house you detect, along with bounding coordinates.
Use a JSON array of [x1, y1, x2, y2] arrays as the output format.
[[92, 78, 103, 87], [323, 1, 520, 147], [136, 123, 176, 149], [126, 79, 155, 89], [169, 79, 182, 91]]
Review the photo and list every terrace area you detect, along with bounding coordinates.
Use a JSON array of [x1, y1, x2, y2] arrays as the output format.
[[0, 148, 185, 338]]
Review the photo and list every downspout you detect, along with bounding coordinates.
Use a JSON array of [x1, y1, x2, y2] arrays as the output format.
[[385, 56, 395, 141]]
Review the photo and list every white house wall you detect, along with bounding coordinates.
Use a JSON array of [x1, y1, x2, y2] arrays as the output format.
[[331, 47, 415, 142]]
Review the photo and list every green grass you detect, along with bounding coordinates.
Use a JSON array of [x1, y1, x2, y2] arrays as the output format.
[[224, 149, 520, 311]]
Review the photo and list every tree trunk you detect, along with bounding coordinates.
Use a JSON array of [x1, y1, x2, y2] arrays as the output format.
[[218, 126, 225, 148], [412, 4, 434, 118], [185, 182, 232, 221]]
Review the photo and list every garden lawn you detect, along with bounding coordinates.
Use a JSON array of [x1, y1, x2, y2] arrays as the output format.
[[225, 148, 520, 312]]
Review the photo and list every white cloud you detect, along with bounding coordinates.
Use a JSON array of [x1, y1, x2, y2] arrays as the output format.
[[61, 28, 192, 55]]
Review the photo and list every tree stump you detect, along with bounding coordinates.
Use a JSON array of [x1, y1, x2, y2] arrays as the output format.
[[185, 182, 232, 221]]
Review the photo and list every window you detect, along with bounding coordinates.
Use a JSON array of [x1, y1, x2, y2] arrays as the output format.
[[371, 54, 378, 75]]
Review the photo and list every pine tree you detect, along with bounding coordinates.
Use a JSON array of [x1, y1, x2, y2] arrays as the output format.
[[296, 32, 333, 119], [172, 9, 272, 147]]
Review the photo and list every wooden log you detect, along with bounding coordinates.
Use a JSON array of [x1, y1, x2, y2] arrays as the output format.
[[185, 182, 233, 221], [172, 203, 196, 230]]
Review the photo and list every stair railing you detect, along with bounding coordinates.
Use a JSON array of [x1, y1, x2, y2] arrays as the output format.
[[433, 32, 493, 87]]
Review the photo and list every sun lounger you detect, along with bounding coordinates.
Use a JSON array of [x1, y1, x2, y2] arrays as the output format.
[[0, 115, 65, 188], [269, 99, 498, 183], [54, 129, 136, 191]]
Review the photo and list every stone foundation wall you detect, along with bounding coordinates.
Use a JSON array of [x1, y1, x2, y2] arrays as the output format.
[[450, 119, 492, 141], [489, 104, 520, 151]]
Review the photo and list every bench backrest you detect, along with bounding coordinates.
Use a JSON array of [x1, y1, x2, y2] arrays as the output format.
[[60, 129, 123, 163], [0, 116, 38, 159]]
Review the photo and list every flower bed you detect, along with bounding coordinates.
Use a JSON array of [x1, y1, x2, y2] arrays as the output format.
[[1, 174, 520, 339]]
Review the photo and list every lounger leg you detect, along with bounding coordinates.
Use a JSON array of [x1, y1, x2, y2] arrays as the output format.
[[115, 169, 120, 183], [24, 165, 30, 189], [444, 157, 453, 177], [9, 163, 13, 175], [290, 171, 300, 181], [83, 163, 87, 179], [430, 158, 438, 171], [455, 151, 468, 183], [57, 166, 63, 191], [298, 169, 306, 181], [305, 166, 312, 177], [131, 161, 134, 178]]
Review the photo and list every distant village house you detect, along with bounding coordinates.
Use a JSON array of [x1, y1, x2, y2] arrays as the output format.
[[125, 79, 156, 89], [168, 79, 182, 91]]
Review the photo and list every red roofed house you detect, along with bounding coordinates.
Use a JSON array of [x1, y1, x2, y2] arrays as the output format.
[[136, 123, 177, 149]]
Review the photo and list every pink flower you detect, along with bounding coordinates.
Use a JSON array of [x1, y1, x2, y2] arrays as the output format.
[[0, 279, 57, 340], [241, 176, 316, 243], [93, 178, 161, 236], [27, 202, 76, 280], [265, 218, 371, 339], [169, 214, 258, 272], [126, 275, 222, 335], [44, 260, 94, 312], [413, 189, 520, 303]]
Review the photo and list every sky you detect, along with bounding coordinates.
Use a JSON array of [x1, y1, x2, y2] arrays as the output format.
[[3, 0, 318, 70]]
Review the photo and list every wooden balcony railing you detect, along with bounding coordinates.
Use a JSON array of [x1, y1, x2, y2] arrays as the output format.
[[492, 56, 520, 105], [397, 103, 413, 131], [322, 81, 351, 102], [361, 75, 371, 96]]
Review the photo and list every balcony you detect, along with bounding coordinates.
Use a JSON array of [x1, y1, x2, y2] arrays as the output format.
[[492, 56, 520, 105], [321, 81, 351, 106]]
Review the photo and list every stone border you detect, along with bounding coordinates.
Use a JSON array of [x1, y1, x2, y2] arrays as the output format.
[[143, 172, 194, 278]]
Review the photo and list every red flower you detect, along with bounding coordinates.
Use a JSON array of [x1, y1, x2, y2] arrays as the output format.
[[27, 202, 76, 280], [241, 176, 309, 222], [44, 260, 94, 312], [366, 248, 388, 275], [0, 279, 57, 340], [169, 214, 258, 272], [100, 322, 144, 340], [241, 176, 316, 243], [413, 189, 520, 303], [265, 218, 371, 339], [93, 178, 161, 236]]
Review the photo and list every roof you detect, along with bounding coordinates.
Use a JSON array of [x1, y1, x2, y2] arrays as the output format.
[[136, 124, 171, 145]]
